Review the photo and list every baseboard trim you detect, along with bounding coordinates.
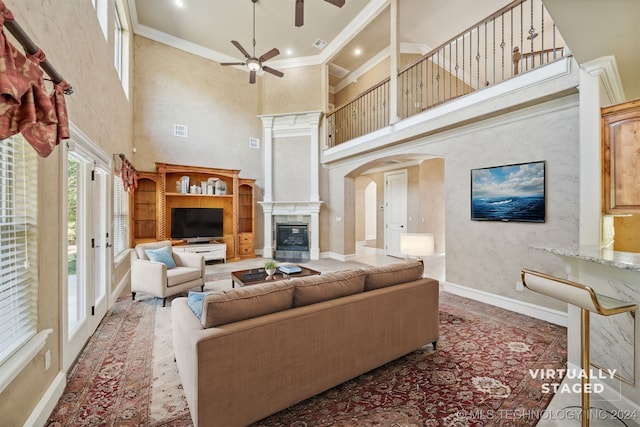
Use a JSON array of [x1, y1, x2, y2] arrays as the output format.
[[23, 371, 66, 427], [442, 281, 568, 327], [320, 251, 351, 262], [111, 269, 130, 308]]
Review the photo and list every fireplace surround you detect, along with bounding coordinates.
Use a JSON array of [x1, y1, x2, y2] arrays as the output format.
[[275, 223, 310, 261]]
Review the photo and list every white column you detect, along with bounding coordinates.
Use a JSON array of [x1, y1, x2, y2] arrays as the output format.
[[260, 202, 274, 259], [260, 116, 274, 202], [310, 208, 321, 260], [308, 112, 322, 202], [579, 57, 625, 246], [389, 0, 399, 124]]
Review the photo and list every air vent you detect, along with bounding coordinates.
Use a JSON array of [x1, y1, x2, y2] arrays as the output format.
[[312, 39, 328, 50], [174, 124, 188, 138], [249, 137, 260, 149], [328, 63, 350, 78]]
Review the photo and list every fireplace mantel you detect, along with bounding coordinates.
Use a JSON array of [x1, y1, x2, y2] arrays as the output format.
[[258, 111, 324, 260], [259, 201, 323, 215]]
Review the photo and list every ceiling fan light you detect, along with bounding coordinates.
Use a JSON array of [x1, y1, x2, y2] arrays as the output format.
[[246, 58, 261, 71]]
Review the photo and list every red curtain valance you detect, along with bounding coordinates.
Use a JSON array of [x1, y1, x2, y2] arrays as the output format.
[[118, 154, 138, 194], [0, 0, 70, 157]]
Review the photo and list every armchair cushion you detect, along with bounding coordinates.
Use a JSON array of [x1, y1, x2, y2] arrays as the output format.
[[167, 266, 202, 287], [144, 245, 177, 269]]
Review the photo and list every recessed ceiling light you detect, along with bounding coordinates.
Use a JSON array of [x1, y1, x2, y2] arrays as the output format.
[[174, 0, 184, 8], [354, 48, 362, 56], [286, 49, 293, 55]]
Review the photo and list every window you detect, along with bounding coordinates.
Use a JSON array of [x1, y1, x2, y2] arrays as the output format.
[[113, 174, 129, 258], [0, 135, 40, 375], [113, 1, 130, 97], [95, 0, 108, 40], [114, 6, 123, 76]]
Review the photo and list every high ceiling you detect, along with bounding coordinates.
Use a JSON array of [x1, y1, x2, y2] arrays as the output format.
[[130, 0, 640, 99], [129, 0, 511, 88]]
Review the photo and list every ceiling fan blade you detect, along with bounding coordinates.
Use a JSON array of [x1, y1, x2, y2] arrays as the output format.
[[295, 0, 304, 27], [324, 0, 345, 6], [262, 66, 284, 78], [220, 62, 246, 66], [231, 40, 251, 59], [259, 48, 280, 62], [249, 70, 256, 84]]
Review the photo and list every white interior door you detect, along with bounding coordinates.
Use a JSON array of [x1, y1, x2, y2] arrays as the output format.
[[63, 140, 110, 371], [91, 168, 109, 331], [384, 170, 407, 257]]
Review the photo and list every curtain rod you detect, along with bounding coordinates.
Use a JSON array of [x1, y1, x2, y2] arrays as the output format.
[[4, 19, 74, 94], [118, 153, 137, 172]]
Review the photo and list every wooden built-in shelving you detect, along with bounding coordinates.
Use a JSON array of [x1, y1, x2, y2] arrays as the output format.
[[131, 163, 255, 260]]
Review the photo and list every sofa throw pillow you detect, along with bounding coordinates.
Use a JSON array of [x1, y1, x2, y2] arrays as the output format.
[[364, 260, 424, 291], [187, 291, 210, 319], [292, 269, 365, 307], [144, 246, 177, 269], [201, 281, 294, 328]]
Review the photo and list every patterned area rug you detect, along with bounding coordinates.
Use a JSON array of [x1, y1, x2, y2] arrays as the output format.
[[46, 296, 156, 426], [253, 293, 566, 426], [46, 284, 566, 426]]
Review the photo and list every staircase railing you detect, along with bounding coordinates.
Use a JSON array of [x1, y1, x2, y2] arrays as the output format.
[[327, 0, 567, 149]]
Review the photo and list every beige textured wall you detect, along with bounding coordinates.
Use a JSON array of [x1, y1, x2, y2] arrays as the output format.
[[133, 36, 263, 174], [325, 94, 579, 311], [132, 36, 265, 247], [261, 65, 323, 115], [333, 53, 421, 107], [273, 136, 311, 201], [420, 158, 445, 253], [0, 0, 134, 425]]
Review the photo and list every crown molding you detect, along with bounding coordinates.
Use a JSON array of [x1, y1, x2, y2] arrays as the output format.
[[130, 0, 391, 73], [582, 56, 626, 105]]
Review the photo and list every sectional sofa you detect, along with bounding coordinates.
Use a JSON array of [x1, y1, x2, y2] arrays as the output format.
[[172, 260, 440, 427]]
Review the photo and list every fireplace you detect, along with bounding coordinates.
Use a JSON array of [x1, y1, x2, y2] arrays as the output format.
[[275, 223, 310, 261]]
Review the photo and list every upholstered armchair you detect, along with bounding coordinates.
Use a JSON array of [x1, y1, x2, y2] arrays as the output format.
[[131, 241, 205, 306]]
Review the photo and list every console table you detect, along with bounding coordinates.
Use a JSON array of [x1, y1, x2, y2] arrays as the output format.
[[173, 243, 226, 263]]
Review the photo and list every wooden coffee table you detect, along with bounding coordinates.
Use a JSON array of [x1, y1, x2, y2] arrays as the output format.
[[231, 265, 320, 287]]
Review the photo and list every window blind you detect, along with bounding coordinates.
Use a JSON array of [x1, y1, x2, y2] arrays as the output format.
[[113, 174, 129, 257], [0, 135, 38, 365]]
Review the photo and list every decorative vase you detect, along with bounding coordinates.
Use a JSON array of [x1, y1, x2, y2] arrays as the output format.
[[265, 268, 276, 276]]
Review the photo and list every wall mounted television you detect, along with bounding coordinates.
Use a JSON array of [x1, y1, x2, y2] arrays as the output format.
[[470, 160, 545, 222], [171, 207, 224, 242]]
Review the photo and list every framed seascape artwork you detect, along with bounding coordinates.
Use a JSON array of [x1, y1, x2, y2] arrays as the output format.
[[470, 160, 546, 222]]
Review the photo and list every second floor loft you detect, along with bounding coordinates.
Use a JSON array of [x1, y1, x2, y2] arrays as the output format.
[[326, 0, 570, 150]]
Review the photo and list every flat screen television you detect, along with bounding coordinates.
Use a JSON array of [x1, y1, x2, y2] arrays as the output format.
[[171, 207, 224, 242], [470, 160, 545, 222]]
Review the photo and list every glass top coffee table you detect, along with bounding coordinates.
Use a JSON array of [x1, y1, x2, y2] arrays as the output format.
[[231, 265, 320, 287]]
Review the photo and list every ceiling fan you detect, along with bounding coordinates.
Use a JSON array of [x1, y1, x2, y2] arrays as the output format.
[[295, 0, 345, 27], [221, 0, 284, 84]]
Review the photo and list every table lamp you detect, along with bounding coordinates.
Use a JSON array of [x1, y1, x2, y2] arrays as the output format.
[[400, 233, 435, 261]]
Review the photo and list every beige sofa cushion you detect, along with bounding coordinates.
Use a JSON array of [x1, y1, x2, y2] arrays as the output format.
[[292, 269, 365, 307], [364, 260, 424, 291], [201, 281, 294, 328]]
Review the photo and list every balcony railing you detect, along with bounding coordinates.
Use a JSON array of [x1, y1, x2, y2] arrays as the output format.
[[327, 0, 567, 149]]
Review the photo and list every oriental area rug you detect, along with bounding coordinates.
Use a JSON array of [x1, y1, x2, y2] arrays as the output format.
[[45, 281, 566, 427]]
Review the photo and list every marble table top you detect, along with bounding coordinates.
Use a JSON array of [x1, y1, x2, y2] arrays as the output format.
[[530, 242, 640, 273]]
